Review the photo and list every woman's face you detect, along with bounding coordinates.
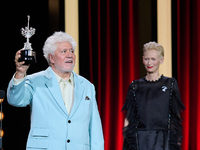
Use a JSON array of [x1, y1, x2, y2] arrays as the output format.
[[143, 49, 163, 74]]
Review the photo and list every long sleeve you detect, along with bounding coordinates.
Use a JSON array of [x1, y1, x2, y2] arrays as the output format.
[[7, 76, 33, 107], [170, 78, 185, 149], [122, 81, 139, 150], [90, 85, 104, 150]]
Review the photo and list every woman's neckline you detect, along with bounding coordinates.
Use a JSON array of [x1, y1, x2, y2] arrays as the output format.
[[144, 74, 163, 82]]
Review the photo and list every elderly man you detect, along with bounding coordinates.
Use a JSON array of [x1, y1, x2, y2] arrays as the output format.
[[7, 31, 104, 150]]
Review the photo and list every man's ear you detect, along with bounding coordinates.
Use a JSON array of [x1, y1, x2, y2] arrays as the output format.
[[49, 54, 54, 64]]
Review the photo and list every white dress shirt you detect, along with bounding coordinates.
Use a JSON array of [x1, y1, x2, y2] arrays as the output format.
[[54, 72, 74, 114], [13, 71, 75, 114]]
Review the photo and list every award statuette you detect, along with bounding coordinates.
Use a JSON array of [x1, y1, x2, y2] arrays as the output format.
[[18, 15, 36, 65]]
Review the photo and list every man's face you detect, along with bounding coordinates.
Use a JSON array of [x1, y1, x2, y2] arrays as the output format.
[[50, 42, 76, 74]]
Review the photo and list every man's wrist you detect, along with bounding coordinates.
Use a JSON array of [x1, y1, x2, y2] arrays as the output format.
[[15, 71, 26, 79]]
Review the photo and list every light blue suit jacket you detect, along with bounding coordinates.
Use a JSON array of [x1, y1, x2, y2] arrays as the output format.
[[7, 67, 104, 150]]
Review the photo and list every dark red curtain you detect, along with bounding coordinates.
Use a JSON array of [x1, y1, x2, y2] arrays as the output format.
[[80, 0, 200, 149], [177, 0, 200, 149], [80, 0, 139, 149]]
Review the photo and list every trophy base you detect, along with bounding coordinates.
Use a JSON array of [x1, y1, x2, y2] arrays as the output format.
[[18, 49, 36, 65]]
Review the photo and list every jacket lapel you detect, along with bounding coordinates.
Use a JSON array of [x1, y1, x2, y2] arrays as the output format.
[[44, 67, 69, 116], [69, 71, 85, 118]]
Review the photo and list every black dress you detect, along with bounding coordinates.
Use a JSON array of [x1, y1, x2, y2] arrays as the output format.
[[122, 76, 185, 150]]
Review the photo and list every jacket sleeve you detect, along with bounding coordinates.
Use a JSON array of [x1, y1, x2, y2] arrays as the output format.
[[7, 76, 33, 107], [89, 85, 104, 150]]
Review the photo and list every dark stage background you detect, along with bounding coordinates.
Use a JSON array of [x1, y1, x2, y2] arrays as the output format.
[[0, 0, 64, 149], [0, 0, 199, 150]]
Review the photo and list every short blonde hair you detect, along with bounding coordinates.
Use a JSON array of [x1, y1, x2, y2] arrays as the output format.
[[143, 41, 164, 58]]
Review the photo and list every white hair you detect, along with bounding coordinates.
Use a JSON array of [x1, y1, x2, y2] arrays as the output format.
[[43, 31, 77, 65]]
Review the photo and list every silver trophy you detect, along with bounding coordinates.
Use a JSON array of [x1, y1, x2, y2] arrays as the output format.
[[18, 15, 36, 65]]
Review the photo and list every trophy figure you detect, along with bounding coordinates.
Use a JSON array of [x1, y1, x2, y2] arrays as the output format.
[[18, 15, 36, 65]]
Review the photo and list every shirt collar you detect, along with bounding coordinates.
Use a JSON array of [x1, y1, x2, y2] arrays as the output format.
[[53, 70, 74, 87]]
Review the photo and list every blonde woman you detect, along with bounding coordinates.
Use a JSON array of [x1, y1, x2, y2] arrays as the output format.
[[122, 42, 185, 150]]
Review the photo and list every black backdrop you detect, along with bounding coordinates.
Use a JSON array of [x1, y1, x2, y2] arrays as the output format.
[[0, 0, 64, 149]]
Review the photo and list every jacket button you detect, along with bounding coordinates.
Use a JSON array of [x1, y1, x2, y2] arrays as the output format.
[[68, 120, 71, 123], [67, 139, 70, 143]]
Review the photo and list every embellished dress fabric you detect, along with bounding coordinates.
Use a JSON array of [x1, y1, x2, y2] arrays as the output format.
[[122, 76, 185, 150]]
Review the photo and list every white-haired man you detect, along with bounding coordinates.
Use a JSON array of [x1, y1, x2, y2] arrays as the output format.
[[7, 31, 104, 150]]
